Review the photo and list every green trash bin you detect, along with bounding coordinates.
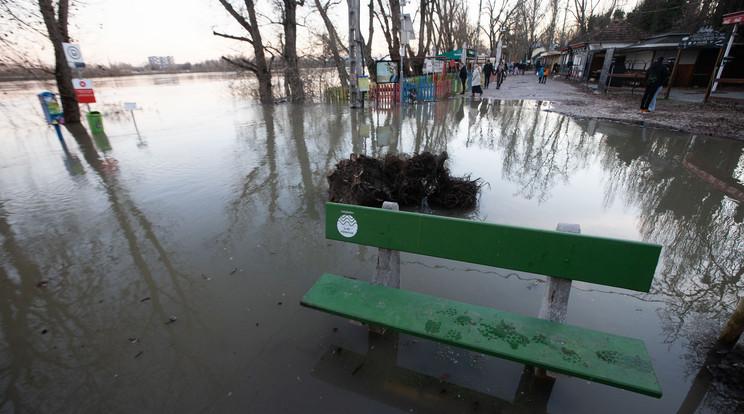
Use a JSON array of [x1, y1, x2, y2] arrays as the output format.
[[86, 111, 104, 135]]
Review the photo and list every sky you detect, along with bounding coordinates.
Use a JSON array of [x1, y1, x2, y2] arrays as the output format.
[[27, 0, 634, 66], [62, 0, 360, 66]]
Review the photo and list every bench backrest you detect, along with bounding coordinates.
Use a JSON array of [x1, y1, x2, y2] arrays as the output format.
[[326, 202, 661, 292]]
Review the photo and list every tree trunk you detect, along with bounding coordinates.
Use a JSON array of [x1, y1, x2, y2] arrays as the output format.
[[718, 296, 744, 348], [283, 0, 305, 102], [315, 0, 349, 88], [546, 0, 559, 50], [364, 0, 376, 81], [215, 0, 273, 104], [39, 0, 80, 124]]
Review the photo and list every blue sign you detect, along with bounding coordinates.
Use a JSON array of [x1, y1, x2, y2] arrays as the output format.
[[37, 91, 64, 124]]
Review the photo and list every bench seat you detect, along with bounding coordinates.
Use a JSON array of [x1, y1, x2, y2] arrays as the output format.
[[302, 273, 662, 398]]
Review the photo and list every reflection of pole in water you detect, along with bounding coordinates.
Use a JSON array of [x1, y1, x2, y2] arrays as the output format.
[[130, 109, 140, 137], [53, 122, 64, 145]]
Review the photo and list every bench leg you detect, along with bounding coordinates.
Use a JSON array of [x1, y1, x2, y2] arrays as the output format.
[[535, 223, 579, 377], [370, 201, 400, 335], [373, 201, 401, 289]]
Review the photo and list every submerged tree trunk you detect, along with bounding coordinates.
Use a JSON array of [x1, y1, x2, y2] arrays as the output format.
[[39, 0, 80, 124], [283, 0, 305, 102], [314, 0, 349, 89], [215, 0, 273, 104]]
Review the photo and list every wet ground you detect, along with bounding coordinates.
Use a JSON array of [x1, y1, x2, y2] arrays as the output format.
[[1, 72, 743, 413], [482, 74, 744, 140]]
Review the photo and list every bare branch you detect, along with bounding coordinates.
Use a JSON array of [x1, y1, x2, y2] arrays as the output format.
[[213, 30, 254, 44]]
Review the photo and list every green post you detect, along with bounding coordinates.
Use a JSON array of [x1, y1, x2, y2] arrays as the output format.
[[86, 111, 104, 135]]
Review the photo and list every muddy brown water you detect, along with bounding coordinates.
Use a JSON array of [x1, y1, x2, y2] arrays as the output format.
[[1, 73, 742, 413]]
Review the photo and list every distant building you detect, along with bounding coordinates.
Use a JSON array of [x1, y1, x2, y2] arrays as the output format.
[[148, 56, 174, 70]]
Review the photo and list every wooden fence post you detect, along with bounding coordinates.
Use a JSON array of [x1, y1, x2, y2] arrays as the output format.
[[373, 201, 400, 288]]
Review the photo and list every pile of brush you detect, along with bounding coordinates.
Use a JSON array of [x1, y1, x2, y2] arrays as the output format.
[[327, 152, 481, 209]]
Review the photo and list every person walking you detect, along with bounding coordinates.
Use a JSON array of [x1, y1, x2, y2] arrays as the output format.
[[459, 62, 468, 95], [483, 61, 494, 89], [536, 63, 545, 84], [496, 61, 506, 89], [471, 64, 483, 98], [640, 57, 669, 112]]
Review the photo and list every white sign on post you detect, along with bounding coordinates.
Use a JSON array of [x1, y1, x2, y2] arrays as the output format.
[[124, 102, 137, 111], [72, 79, 93, 89], [433, 60, 443, 73], [63, 43, 85, 69]]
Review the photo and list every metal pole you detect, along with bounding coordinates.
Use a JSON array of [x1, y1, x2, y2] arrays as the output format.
[[349, 0, 363, 108], [704, 46, 726, 103], [399, 1, 405, 104], [712, 23, 738, 93]]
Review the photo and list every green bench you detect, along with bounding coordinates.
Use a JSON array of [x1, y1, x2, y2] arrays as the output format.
[[302, 202, 663, 398]]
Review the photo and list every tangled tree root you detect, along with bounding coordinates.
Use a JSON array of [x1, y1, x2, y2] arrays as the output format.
[[327, 152, 482, 209]]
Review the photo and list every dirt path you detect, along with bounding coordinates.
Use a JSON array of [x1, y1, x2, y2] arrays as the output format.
[[481, 74, 744, 141]]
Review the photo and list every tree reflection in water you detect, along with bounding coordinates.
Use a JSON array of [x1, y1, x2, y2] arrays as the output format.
[[462, 104, 743, 411], [0, 124, 219, 413]]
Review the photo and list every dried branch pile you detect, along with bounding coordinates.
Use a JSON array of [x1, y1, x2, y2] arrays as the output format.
[[328, 152, 481, 209]]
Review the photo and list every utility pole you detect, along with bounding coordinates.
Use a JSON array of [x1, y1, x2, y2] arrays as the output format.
[[349, 0, 364, 108], [399, 0, 406, 104], [476, 0, 483, 50]]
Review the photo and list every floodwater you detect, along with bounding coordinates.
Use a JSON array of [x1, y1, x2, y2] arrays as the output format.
[[1, 72, 743, 413]]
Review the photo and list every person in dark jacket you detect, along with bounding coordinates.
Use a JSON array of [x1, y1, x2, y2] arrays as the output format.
[[640, 57, 669, 112], [483, 61, 494, 88], [459, 63, 468, 95]]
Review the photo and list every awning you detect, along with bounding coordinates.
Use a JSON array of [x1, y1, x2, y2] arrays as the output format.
[[723, 11, 744, 25]]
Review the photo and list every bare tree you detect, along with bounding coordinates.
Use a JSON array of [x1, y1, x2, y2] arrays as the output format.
[[214, 0, 274, 104], [482, 0, 517, 56], [313, 0, 349, 88], [36, 0, 80, 123], [281, 0, 305, 102], [570, 0, 600, 36], [516, 0, 545, 61], [431, 0, 470, 52], [545, 0, 559, 50], [374, 0, 402, 63]]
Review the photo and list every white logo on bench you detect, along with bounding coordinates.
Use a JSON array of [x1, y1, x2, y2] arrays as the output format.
[[337, 214, 358, 238]]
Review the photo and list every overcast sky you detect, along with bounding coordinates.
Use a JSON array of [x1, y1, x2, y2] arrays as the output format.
[[40, 0, 633, 66], [65, 0, 364, 66]]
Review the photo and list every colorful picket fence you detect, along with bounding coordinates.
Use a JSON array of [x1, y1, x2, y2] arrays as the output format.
[[369, 83, 400, 108], [323, 71, 462, 106]]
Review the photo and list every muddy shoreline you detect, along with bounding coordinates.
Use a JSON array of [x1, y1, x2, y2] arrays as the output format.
[[482, 77, 744, 141]]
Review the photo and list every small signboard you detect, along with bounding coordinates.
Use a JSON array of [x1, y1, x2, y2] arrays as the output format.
[[72, 78, 96, 103], [63, 43, 86, 69], [680, 26, 727, 49], [124, 102, 137, 111], [357, 76, 369, 92], [401, 14, 415, 43], [38, 91, 64, 124], [424, 59, 444, 74], [376, 60, 399, 84]]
